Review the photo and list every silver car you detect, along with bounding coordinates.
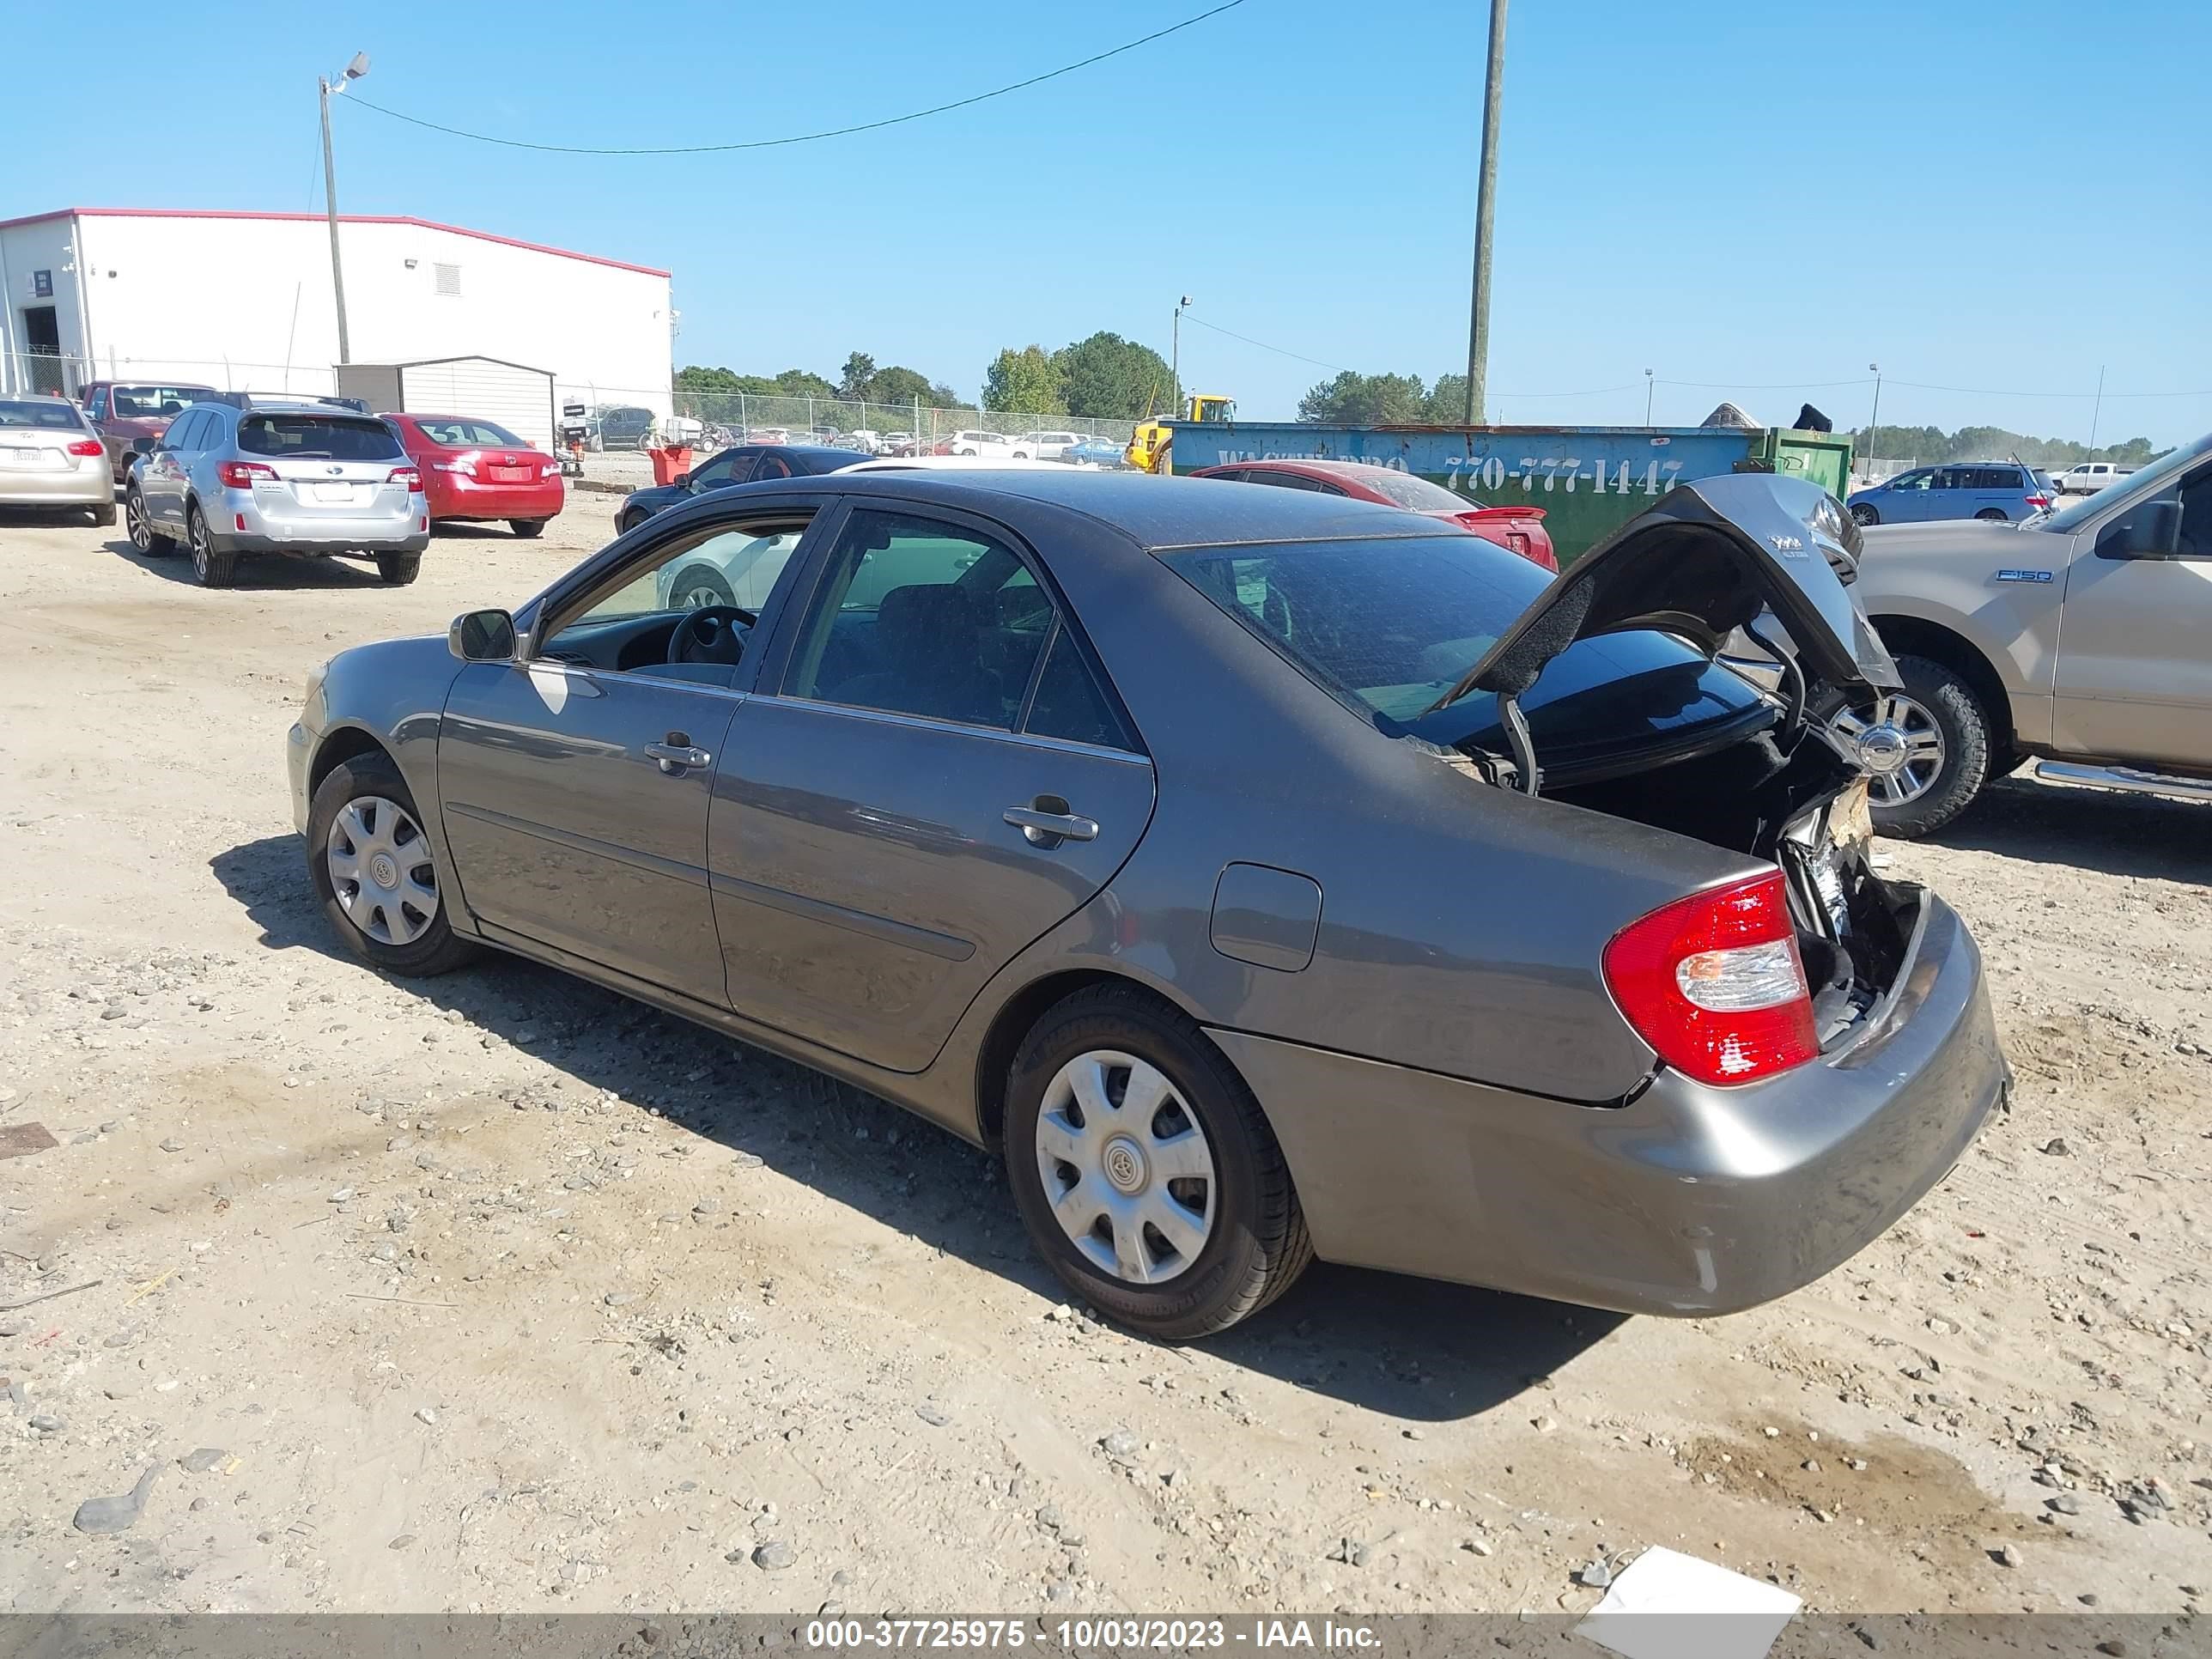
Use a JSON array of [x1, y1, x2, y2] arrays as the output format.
[[0, 397, 117, 525], [289, 470, 2007, 1340], [125, 398, 429, 588]]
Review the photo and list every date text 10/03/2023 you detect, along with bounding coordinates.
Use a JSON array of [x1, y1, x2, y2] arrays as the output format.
[[803, 1617, 1382, 1650]]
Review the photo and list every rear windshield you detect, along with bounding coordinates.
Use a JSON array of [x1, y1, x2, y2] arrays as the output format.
[[1346, 469, 1471, 512], [112, 386, 216, 418], [0, 399, 88, 430], [1162, 535, 1551, 722], [414, 419, 526, 448], [239, 415, 404, 461]]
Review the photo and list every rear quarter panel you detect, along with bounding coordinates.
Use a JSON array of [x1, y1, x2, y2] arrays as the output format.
[[1018, 522, 1765, 1103]]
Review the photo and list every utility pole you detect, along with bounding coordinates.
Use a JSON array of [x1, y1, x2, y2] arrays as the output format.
[[1173, 295, 1192, 414], [319, 52, 370, 365], [1864, 362, 1882, 470], [2087, 364, 2106, 453], [1462, 0, 1509, 427]]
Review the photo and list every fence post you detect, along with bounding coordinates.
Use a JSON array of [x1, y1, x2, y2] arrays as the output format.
[[807, 396, 814, 433]]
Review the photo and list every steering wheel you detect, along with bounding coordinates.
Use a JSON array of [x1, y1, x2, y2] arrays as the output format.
[[667, 605, 753, 666]]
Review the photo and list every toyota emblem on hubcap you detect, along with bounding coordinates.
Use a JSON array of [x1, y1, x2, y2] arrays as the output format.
[[1103, 1137, 1146, 1193]]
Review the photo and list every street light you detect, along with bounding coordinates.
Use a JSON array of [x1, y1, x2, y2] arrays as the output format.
[[1864, 362, 1882, 470], [1644, 368, 1654, 426], [319, 51, 371, 364], [1171, 295, 1193, 416]]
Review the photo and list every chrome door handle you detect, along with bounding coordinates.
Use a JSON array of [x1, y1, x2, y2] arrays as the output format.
[[644, 741, 711, 774], [1004, 805, 1098, 846]]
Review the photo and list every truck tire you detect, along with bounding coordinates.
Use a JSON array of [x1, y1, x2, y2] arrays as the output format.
[[1866, 654, 1992, 840]]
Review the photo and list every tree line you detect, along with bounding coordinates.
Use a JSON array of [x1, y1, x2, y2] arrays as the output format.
[[674, 333, 1181, 422]]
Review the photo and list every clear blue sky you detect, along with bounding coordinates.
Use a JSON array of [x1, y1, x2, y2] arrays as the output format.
[[9, 0, 2207, 443]]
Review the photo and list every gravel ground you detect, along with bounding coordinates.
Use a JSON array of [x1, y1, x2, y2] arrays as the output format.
[[0, 498, 2206, 1616]]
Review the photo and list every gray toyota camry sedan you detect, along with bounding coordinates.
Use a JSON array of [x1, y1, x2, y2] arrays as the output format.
[[288, 469, 2008, 1339]]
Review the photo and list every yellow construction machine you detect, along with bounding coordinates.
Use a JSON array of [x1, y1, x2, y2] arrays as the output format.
[[1126, 393, 1234, 473]]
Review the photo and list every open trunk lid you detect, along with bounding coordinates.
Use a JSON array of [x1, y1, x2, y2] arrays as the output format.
[[1431, 472, 1898, 717]]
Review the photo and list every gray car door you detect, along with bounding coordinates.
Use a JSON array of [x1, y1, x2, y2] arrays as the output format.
[[146, 410, 204, 525], [708, 503, 1156, 1073], [433, 515, 822, 1006]]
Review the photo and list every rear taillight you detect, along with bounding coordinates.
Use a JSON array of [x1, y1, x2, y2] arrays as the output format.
[[2026, 495, 2050, 510], [539, 460, 562, 479], [389, 465, 424, 493], [217, 459, 276, 488], [67, 437, 104, 457], [1602, 871, 1819, 1086]]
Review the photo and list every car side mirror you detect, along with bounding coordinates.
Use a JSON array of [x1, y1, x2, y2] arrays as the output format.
[[131, 437, 155, 456], [675, 471, 692, 488], [2096, 500, 2181, 561], [449, 609, 518, 661]]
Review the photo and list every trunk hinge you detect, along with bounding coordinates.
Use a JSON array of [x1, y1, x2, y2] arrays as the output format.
[[1498, 692, 1542, 797]]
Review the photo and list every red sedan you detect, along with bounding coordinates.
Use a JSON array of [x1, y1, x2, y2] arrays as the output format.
[[383, 414, 564, 538], [1188, 458, 1555, 570]]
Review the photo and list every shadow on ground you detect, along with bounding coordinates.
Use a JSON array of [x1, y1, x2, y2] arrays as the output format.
[[210, 831, 1618, 1419], [1931, 771, 2209, 884], [87, 529, 393, 588]]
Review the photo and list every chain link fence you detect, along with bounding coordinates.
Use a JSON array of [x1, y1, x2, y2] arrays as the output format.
[[0, 349, 94, 400], [661, 390, 1139, 455]]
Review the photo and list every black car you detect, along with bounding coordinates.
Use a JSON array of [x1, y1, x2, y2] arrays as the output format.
[[616, 443, 870, 533]]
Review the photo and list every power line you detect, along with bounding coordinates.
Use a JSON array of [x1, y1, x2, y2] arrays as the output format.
[[343, 1, 1247, 155], [1657, 376, 1873, 391], [1181, 315, 1347, 374], [1886, 376, 2212, 399]]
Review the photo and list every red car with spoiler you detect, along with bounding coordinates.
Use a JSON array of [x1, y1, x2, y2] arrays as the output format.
[[1188, 457, 1555, 570], [383, 413, 564, 538]]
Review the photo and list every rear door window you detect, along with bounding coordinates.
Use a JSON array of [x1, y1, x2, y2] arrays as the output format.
[[239, 415, 404, 461]]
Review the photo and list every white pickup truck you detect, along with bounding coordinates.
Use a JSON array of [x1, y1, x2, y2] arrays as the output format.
[[1840, 432, 2212, 835], [2053, 460, 2137, 495]]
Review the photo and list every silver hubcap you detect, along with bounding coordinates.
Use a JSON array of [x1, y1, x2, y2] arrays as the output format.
[[190, 514, 210, 575], [325, 795, 441, 946], [127, 494, 150, 549], [1832, 693, 1946, 805], [1035, 1050, 1216, 1285], [677, 583, 725, 610]]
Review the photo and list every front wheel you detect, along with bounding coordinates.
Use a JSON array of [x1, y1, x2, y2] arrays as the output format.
[[1839, 654, 1994, 839], [307, 754, 480, 976], [1006, 986, 1312, 1340], [125, 489, 175, 555], [667, 563, 735, 609], [187, 504, 236, 587], [509, 519, 546, 538], [1850, 502, 1879, 526]]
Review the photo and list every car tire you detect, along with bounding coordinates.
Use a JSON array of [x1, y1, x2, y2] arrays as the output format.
[[618, 508, 648, 535], [666, 564, 736, 609], [377, 552, 422, 586], [1850, 503, 1879, 526], [125, 488, 176, 555], [1865, 654, 1993, 840], [509, 519, 546, 538], [90, 501, 118, 528], [306, 753, 480, 978], [1005, 984, 1312, 1340], [1973, 507, 2009, 522], [186, 504, 236, 587]]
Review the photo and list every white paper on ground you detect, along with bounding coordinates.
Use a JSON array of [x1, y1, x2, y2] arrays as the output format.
[[1573, 1546, 1802, 1659]]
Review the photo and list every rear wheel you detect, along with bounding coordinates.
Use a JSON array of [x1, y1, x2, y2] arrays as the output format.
[[1974, 507, 2010, 522], [186, 504, 236, 587], [89, 501, 118, 528], [307, 753, 479, 977], [1006, 985, 1311, 1340], [1850, 502, 1880, 526], [1844, 654, 1994, 839], [127, 488, 176, 555], [377, 551, 422, 586], [509, 519, 546, 538]]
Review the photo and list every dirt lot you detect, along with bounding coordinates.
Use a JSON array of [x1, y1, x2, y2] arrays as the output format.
[[0, 498, 2206, 1618]]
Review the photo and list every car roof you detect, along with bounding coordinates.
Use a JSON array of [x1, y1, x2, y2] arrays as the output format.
[[731, 467, 1444, 551]]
